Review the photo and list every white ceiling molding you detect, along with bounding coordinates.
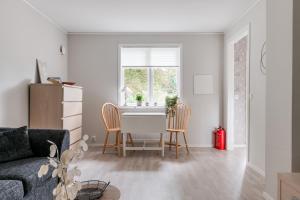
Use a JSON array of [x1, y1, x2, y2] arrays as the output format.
[[23, 0, 259, 33], [67, 32, 225, 35], [22, 0, 67, 34], [226, 0, 263, 32]]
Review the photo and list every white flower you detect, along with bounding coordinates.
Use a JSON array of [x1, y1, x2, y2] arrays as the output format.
[[80, 140, 88, 152], [49, 158, 58, 168], [38, 164, 49, 178], [61, 150, 75, 166], [39, 139, 89, 200], [83, 134, 89, 141], [50, 144, 58, 157]]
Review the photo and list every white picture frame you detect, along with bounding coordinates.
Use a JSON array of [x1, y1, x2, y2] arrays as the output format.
[[194, 74, 214, 95], [37, 59, 48, 84]]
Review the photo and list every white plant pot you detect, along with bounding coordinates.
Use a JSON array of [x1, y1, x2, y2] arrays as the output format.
[[137, 101, 142, 106]]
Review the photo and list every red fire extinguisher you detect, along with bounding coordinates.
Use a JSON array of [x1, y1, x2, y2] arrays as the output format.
[[214, 127, 226, 150]]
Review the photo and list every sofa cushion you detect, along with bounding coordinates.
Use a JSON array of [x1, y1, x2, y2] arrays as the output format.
[[0, 157, 54, 195], [0, 180, 24, 200], [0, 126, 34, 163]]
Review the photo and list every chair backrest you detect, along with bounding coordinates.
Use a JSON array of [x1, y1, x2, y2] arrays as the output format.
[[168, 103, 191, 131], [101, 103, 121, 130]]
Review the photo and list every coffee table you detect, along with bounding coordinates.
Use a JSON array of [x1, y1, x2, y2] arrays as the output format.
[[100, 185, 120, 200], [77, 183, 120, 200]]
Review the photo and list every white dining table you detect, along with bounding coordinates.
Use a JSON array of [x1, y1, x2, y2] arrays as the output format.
[[121, 112, 166, 157]]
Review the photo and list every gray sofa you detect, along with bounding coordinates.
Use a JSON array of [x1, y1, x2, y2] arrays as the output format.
[[0, 128, 70, 200]]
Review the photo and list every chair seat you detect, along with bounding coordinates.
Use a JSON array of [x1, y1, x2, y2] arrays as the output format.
[[166, 128, 185, 133], [107, 128, 121, 132]]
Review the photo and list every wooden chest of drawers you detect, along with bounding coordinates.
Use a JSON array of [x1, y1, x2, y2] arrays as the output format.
[[29, 84, 83, 149], [278, 173, 300, 200]]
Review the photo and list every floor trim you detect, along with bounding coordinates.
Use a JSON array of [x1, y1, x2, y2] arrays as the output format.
[[262, 192, 274, 200], [88, 143, 214, 148], [234, 144, 247, 148], [247, 162, 265, 177]]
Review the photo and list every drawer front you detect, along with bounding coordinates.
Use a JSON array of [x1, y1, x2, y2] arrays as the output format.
[[70, 127, 82, 145], [70, 141, 80, 150], [63, 115, 82, 131], [63, 87, 82, 102], [281, 182, 300, 200], [63, 102, 82, 117]]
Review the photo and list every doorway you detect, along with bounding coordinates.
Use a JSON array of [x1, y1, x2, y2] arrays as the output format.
[[234, 36, 248, 147], [225, 25, 250, 157]]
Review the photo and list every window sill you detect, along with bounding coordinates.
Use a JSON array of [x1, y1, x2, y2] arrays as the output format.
[[119, 105, 166, 113]]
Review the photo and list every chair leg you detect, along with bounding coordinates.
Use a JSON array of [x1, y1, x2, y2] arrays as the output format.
[[115, 131, 119, 151], [103, 131, 109, 154], [176, 132, 178, 159], [183, 132, 190, 154], [160, 133, 162, 147], [169, 132, 173, 150], [128, 133, 134, 147], [117, 131, 121, 156]]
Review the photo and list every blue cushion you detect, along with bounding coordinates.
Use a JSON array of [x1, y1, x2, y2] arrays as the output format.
[[0, 180, 24, 200], [0, 157, 54, 195], [0, 126, 34, 163]]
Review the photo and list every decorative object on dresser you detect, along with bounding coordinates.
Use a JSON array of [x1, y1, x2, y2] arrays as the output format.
[[36, 59, 48, 83], [29, 84, 83, 149], [278, 173, 300, 200]]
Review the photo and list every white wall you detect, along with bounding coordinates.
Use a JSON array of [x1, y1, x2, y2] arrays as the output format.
[[0, 0, 68, 127], [225, 0, 266, 173], [68, 34, 224, 146], [265, 0, 293, 198]]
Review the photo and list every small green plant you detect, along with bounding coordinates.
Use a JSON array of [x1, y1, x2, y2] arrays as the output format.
[[165, 96, 178, 115], [136, 94, 144, 106], [136, 93, 143, 102]]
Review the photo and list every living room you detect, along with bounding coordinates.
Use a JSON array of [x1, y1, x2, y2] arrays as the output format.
[[0, 0, 299, 200]]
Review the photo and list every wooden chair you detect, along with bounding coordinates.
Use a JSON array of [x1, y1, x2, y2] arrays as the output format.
[[165, 103, 191, 159], [101, 103, 133, 156]]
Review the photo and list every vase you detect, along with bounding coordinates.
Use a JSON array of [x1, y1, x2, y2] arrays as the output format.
[[137, 101, 142, 106]]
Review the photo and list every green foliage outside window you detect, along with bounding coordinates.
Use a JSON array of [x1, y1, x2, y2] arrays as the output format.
[[124, 67, 178, 106]]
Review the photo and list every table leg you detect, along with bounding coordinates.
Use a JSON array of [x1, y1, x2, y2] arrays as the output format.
[[161, 132, 164, 157], [123, 132, 127, 157]]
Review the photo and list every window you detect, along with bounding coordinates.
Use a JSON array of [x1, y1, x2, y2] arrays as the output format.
[[119, 45, 181, 106]]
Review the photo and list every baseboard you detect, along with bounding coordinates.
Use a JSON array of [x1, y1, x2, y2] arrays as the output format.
[[247, 162, 265, 177], [234, 144, 247, 148], [189, 144, 213, 148], [262, 192, 274, 200], [88, 143, 214, 148]]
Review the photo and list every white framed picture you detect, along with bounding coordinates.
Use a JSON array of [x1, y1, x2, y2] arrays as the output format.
[[194, 74, 214, 95], [37, 59, 48, 84]]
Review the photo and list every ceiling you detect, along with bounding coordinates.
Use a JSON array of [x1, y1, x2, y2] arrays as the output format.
[[25, 0, 258, 33]]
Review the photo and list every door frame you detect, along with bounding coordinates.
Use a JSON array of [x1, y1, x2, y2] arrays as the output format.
[[224, 24, 250, 159]]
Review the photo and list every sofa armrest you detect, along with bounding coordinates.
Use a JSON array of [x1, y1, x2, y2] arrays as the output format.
[[28, 129, 70, 158]]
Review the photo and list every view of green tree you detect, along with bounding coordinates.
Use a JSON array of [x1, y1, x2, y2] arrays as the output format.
[[153, 68, 177, 105], [124, 68, 148, 104], [124, 67, 178, 105]]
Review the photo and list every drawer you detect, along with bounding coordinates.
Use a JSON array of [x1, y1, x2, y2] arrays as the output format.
[[63, 115, 82, 130], [63, 102, 82, 117], [281, 182, 300, 200], [70, 141, 80, 150], [70, 127, 82, 145], [63, 87, 82, 101]]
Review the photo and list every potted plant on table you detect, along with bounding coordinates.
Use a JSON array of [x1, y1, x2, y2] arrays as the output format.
[[165, 95, 178, 116], [136, 93, 144, 106]]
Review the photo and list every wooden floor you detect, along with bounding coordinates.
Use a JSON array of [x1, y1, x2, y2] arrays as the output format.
[[75, 147, 265, 200]]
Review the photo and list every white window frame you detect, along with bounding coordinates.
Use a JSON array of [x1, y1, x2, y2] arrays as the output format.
[[118, 44, 183, 108]]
